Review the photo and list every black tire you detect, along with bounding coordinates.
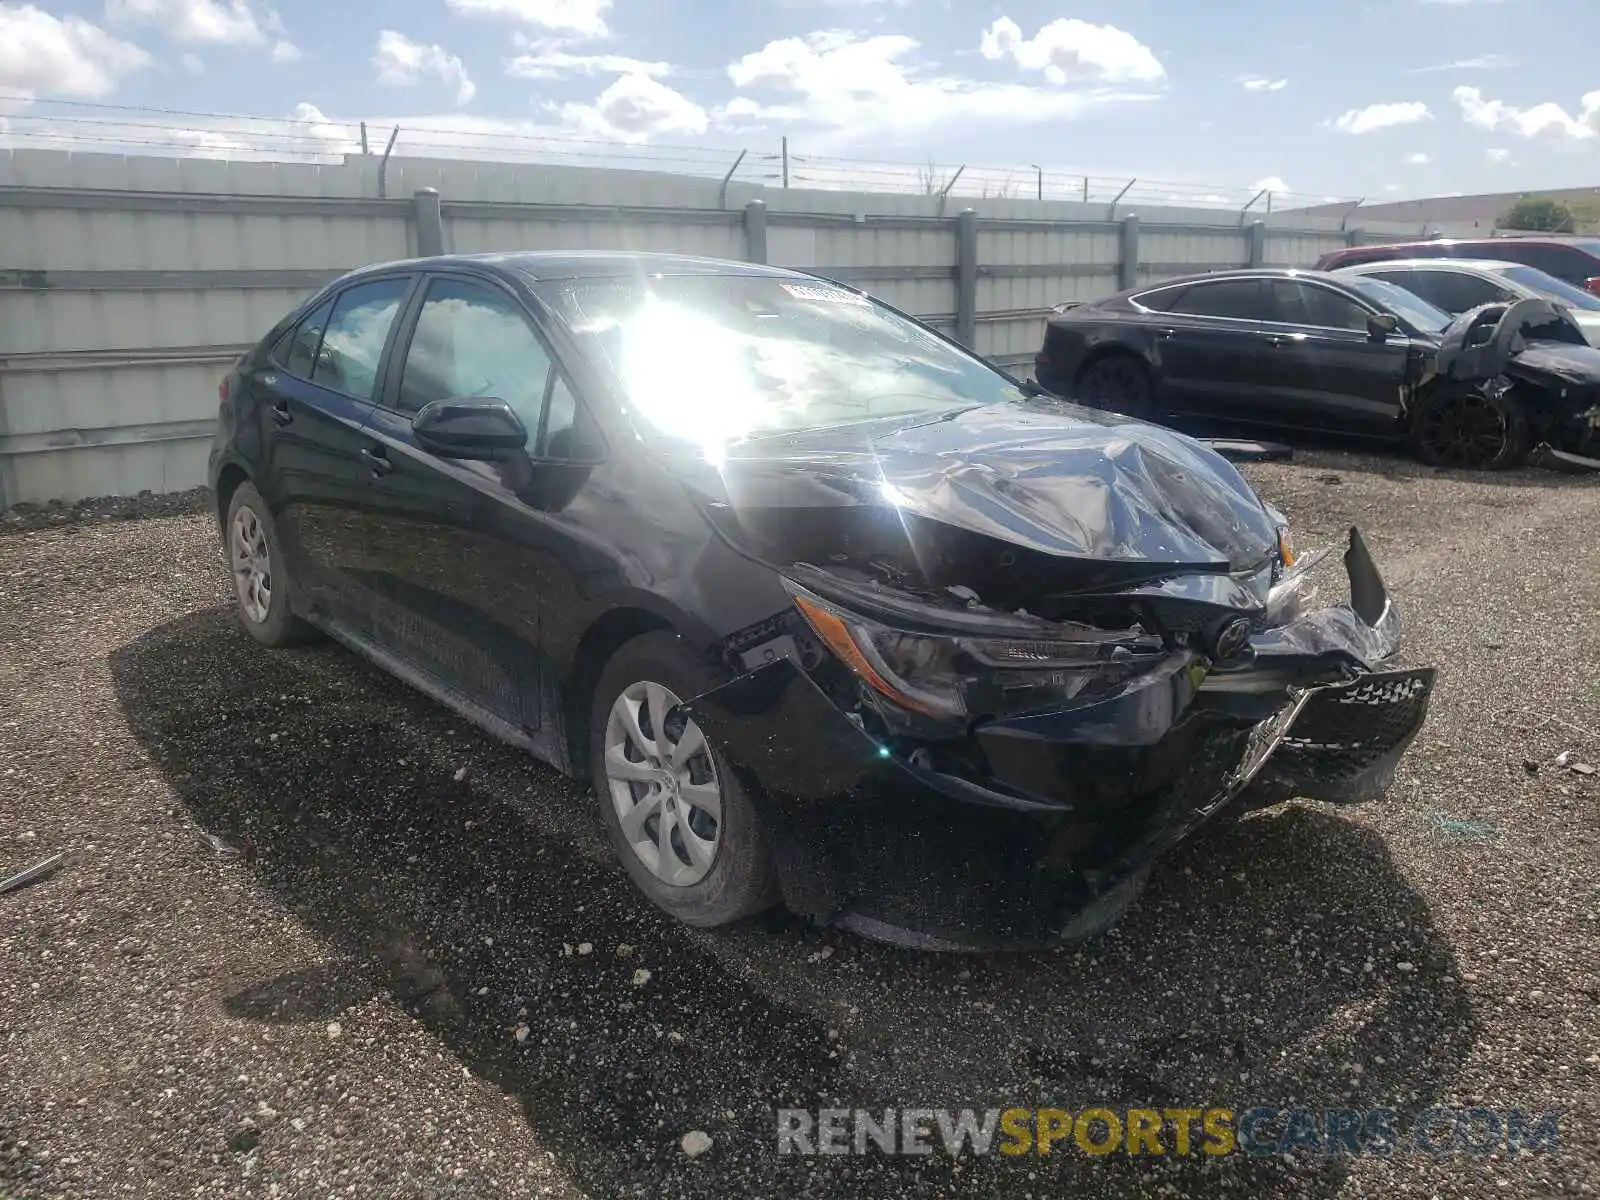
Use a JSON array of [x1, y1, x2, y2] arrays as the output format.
[[1411, 384, 1530, 471], [589, 631, 780, 927], [222, 482, 318, 647], [1075, 353, 1157, 419]]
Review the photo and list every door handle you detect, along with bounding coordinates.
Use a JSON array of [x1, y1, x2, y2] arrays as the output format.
[[360, 446, 392, 477], [1156, 329, 1177, 341], [1264, 334, 1289, 348], [270, 399, 293, 426]]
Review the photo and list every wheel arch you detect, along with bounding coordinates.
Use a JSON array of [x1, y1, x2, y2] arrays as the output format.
[[1073, 341, 1154, 389], [560, 606, 678, 779], [213, 462, 251, 534]]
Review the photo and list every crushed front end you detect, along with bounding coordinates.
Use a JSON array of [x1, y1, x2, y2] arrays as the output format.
[[686, 525, 1434, 950]]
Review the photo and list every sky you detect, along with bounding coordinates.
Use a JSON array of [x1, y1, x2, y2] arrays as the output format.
[[1, 0, 1598, 203]]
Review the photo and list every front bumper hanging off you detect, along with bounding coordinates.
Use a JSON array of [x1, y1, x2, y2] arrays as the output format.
[[686, 528, 1435, 950]]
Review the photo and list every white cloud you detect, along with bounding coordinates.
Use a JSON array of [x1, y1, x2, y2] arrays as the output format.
[[1329, 101, 1432, 134], [270, 39, 299, 62], [721, 29, 1158, 142], [374, 30, 475, 105], [1453, 85, 1600, 140], [0, 4, 150, 98], [180, 50, 203, 73], [1237, 75, 1287, 92], [507, 38, 670, 79], [979, 17, 1164, 85], [1405, 151, 1431, 164], [446, 0, 610, 38], [106, 0, 270, 44], [1408, 53, 1517, 73], [1251, 175, 1290, 194], [559, 72, 707, 143], [1486, 146, 1511, 162]]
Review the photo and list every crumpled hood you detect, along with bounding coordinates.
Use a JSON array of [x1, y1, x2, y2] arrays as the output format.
[[679, 399, 1282, 602]]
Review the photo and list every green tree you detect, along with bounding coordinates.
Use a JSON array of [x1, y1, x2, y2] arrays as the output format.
[[1500, 195, 1576, 232]]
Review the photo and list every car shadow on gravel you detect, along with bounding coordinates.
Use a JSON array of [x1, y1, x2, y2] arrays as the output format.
[[111, 608, 1478, 1198]]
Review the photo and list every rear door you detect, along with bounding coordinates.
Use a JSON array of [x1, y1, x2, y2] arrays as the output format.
[[1255, 280, 1412, 435], [346, 273, 606, 744], [1149, 278, 1279, 425], [250, 275, 415, 629]]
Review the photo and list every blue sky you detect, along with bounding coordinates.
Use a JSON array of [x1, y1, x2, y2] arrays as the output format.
[[2, 0, 1598, 201]]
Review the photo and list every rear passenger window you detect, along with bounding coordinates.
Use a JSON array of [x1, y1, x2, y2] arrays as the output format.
[[1166, 279, 1268, 320], [276, 298, 335, 380], [311, 278, 411, 401]]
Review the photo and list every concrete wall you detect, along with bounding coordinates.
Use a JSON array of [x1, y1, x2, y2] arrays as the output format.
[[0, 148, 1425, 505]]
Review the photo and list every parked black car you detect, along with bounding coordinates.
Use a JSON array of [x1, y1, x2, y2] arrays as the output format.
[[1034, 268, 1600, 470], [210, 252, 1434, 949]]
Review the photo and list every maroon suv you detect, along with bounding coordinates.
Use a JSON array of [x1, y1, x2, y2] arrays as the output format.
[[1315, 236, 1600, 296]]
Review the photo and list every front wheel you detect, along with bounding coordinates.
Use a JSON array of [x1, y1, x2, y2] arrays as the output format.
[[1075, 354, 1156, 420], [589, 632, 780, 927], [1411, 385, 1530, 470]]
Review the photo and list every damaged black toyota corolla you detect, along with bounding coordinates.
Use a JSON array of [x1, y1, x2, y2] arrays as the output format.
[[209, 252, 1435, 950]]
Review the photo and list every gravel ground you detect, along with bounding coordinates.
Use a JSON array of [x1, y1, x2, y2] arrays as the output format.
[[2, 449, 1597, 1199]]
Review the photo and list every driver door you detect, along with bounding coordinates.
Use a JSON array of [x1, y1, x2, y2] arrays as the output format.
[[343, 274, 590, 742]]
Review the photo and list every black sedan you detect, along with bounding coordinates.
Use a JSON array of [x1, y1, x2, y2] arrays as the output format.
[[1035, 267, 1600, 470], [209, 252, 1433, 949]]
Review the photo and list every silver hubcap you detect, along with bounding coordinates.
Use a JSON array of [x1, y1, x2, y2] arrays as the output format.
[[230, 504, 272, 625], [603, 680, 722, 887]]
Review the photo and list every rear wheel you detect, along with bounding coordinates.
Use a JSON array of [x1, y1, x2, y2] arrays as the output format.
[[224, 482, 317, 647], [1411, 385, 1529, 470], [1075, 354, 1156, 419], [589, 632, 779, 927]]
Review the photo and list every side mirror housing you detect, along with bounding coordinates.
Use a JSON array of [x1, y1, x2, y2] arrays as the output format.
[[412, 397, 527, 460], [1367, 313, 1401, 341]]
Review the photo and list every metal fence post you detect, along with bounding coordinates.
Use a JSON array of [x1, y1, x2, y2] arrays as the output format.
[[1247, 219, 1267, 268], [413, 188, 444, 257], [743, 199, 768, 264], [1346, 227, 1365, 248], [1118, 214, 1140, 291], [956, 208, 978, 349]]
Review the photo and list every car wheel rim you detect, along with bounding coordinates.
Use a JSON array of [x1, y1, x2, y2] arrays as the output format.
[[603, 679, 721, 887], [230, 504, 273, 624], [1421, 393, 1507, 468]]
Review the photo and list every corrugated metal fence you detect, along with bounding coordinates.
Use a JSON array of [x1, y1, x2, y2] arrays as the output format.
[[0, 149, 1420, 506]]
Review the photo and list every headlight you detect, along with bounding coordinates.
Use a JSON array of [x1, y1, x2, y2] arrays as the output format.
[[783, 577, 1171, 722], [1277, 524, 1297, 569]]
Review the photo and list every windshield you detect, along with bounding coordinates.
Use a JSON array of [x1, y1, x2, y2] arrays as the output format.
[[1497, 264, 1600, 311], [535, 274, 1023, 447], [1344, 275, 1453, 333]]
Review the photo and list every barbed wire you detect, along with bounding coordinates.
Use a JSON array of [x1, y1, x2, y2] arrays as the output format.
[[0, 97, 1360, 212]]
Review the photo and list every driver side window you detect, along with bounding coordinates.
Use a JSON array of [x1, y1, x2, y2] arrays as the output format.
[[398, 279, 553, 445]]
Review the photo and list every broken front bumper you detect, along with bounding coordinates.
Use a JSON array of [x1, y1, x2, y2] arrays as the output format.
[[686, 529, 1435, 950]]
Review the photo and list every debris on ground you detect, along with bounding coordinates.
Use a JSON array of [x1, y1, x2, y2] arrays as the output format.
[[680, 1130, 713, 1159], [0, 851, 66, 896]]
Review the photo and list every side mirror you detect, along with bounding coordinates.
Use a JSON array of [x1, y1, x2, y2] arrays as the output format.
[[1367, 313, 1401, 341], [412, 397, 527, 460]]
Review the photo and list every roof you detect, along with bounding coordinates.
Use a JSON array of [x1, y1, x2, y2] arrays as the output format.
[[349, 251, 809, 283], [1339, 258, 1530, 273], [1134, 267, 1347, 290]]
